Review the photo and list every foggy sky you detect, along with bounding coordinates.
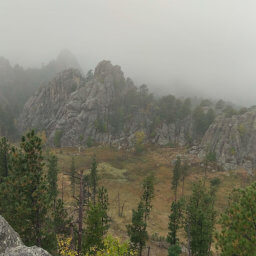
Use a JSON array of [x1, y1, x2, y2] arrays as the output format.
[[1, 0, 256, 106]]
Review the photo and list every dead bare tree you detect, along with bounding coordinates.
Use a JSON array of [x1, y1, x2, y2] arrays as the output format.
[[117, 191, 126, 217]]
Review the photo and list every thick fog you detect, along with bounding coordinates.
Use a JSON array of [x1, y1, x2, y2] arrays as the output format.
[[1, 0, 256, 106]]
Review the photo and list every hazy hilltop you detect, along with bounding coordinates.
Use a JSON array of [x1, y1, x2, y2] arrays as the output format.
[[0, 50, 80, 115], [0, 50, 255, 172]]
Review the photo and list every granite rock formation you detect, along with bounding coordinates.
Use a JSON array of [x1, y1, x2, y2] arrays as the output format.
[[200, 110, 256, 172], [0, 215, 51, 256], [19, 60, 193, 148]]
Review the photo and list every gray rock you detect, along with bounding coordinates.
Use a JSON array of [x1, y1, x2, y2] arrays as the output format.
[[0, 216, 22, 253], [19, 60, 194, 148], [200, 111, 256, 172], [2, 246, 50, 256], [0, 215, 51, 256]]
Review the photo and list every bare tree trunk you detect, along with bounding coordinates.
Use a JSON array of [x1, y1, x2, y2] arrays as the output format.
[[61, 175, 64, 202], [77, 170, 84, 255], [182, 177, 185, 197], [204, 160, 208, 182], [118, 192, 120, 217], [147, 246, 150, 256], [187, 224, 191, 256], [121, 202, 125, 217]]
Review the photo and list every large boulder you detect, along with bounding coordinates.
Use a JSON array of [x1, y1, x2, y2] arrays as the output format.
[[0, 215, 51, 256]]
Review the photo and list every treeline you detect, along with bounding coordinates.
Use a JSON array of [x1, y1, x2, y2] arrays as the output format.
[[95, 83, 244, 142]]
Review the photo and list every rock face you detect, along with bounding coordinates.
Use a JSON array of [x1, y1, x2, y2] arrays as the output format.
[[200, 110, 256, 172], [0, 215, 51, 256], [19, 60, 193, 147]]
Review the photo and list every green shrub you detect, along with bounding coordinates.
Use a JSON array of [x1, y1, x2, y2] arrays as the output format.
[[86, 136, 94, 148], [168, 244, 182, 256], [54, 129, 63, 148], [210, 177, 221, 187]]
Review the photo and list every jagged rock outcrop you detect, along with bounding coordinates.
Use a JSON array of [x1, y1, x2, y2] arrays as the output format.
[[0, 215, 51, 256], [0, 50, 81, 117], [19, 60, 194, 147], [200, 110, 256, 172]]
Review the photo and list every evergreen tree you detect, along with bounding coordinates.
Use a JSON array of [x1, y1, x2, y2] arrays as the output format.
[[172, 157, 181, 201], [141, 174, 155, 222], [0, 131, 51, 247], [216, 182, 256, 256], [167, 199, 184, 246], [127, 202, 148, 256], [98, 186, 110, 233], [83, 202, 109, 253], [185, 181, 216, 256], [47, 154, 58, 207], [90, 157, 98, 206], [181, 161, 189, 197], [53, 199, 72, 236], [81, 158, 110, 254], [0, 137, 10, 181], [168, 245, 182, 256]]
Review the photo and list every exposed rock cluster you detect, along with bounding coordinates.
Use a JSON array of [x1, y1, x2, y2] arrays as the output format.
[[19, 60, 193, 148], [200, 110, 256, 172], [0, 215, 51, 256]]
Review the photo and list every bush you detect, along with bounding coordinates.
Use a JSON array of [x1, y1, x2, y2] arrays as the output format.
[[94, 119, 107, 133], [210, 177, 221, 187], [86, 235, 136, 256], [151, 233, 166, 242], [86, 136, 94, 148], [54, 129, 63, 148], [216, 182, 256, 255], [134, 131, 146, 154], [168, 244, 182, 256]]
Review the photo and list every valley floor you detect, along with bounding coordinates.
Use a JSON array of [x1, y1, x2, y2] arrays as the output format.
[[53, 146, 254, 256]]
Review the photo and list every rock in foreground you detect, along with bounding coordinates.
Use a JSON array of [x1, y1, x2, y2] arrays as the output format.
[[0, 215, 51, 256]]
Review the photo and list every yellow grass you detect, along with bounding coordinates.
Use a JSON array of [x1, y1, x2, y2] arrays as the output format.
[[52, 146, 255, 256]]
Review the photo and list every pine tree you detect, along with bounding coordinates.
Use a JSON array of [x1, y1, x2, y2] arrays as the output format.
[[181, 161, 189, 197], [0, 137, 10, 180], [127, 202, 148, 256], [83, 202, 109, 253], [47, 154, 58, 207], [141, 174, 155, 222], [185, 181, 216, 256], [54, 199, 72, 236], [0, 131, 51, 247], [172, 157, 181, 201], [98, 186, 110, 233], [82, 159, 110, 253], [90, 157, 98, 206], [216, 182, 256, 256], [167, 199, 184, 246]]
